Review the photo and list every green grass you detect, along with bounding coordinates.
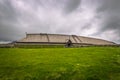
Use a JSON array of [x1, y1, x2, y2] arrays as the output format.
[[14, 44, 65, 48], [0, 47, 120, 80]]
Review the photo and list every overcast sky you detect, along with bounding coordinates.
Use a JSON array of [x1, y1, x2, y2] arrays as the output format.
[[0, 0, 120, 43]]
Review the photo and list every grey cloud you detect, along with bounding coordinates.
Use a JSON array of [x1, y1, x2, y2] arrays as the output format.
[[0, 0, 17, 22], [97, 0, 120, 12], [96, 0, 120, 25], [93, 0, 120, 43], [0, 0, 120, 43], [101, 16, 120, 31], [0, 0, 24, 41], [64, 0, 81, 14]]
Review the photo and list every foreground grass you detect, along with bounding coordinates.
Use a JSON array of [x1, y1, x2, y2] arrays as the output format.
[[0, 47, 120, 80]]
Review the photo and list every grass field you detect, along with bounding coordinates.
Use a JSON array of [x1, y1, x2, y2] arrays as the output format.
[[0, 47, 120, 80]]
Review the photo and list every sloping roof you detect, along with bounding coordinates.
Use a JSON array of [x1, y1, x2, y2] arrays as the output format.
[[17, 33, 115, 45]]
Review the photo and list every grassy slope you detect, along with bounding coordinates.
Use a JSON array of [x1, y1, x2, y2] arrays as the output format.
[[0, 47, 120, 80]]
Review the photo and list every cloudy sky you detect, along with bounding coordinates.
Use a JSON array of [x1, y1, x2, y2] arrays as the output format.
[[0, 0, 120, 43]]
